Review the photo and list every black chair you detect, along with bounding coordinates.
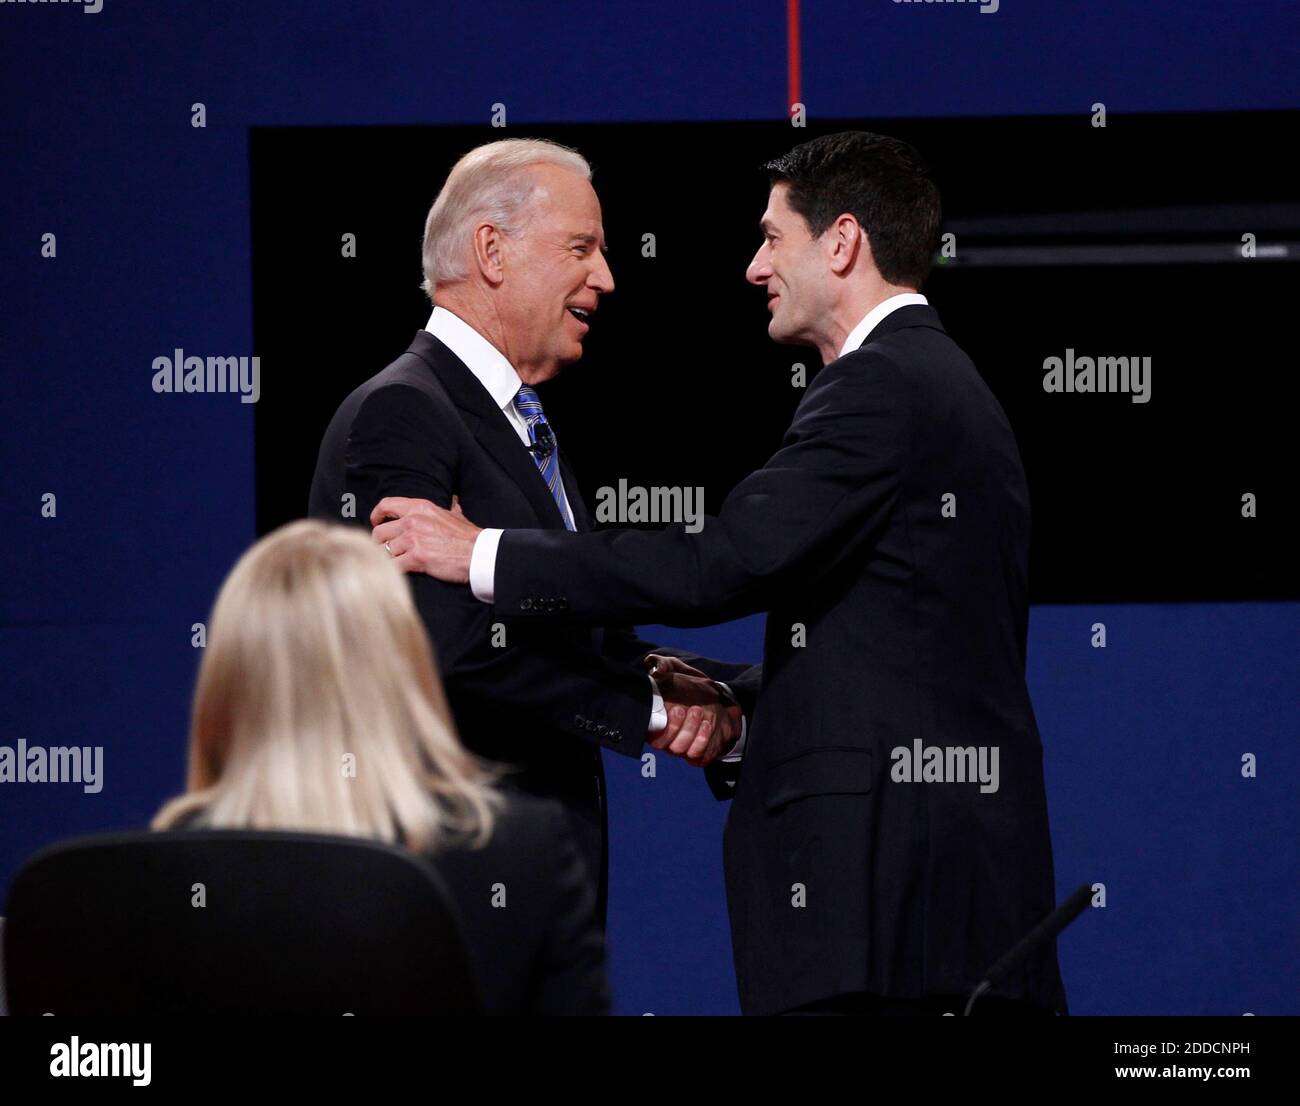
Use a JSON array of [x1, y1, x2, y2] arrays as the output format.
[[3, 830, 483, 1015]]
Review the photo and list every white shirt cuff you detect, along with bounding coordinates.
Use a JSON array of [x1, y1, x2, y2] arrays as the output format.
[[720, 727, 748, 762], [648, 678, 667, 733], [469, 528, 504, 603], [717, 681, 747, 761]]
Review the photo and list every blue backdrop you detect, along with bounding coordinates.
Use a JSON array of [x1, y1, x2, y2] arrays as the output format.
[[2, 0, 1296, 1015]]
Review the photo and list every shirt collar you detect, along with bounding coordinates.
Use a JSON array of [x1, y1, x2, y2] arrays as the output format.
[[838, 293, 929, 358], [425, 305, 523, 412]]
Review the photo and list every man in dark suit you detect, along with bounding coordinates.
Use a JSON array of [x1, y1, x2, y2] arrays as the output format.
[[371, 132, 1069, 1016], [309, 139, 757, 924]]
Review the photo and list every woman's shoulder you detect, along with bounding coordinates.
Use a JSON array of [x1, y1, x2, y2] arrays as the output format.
[[430, 792, 573, 875], [486, 791, 571, 840], [159, 795, 575, 878]]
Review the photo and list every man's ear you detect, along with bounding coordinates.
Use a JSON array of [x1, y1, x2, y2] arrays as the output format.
[[472, 222, 506, 286], [827, 213, 863, 276]]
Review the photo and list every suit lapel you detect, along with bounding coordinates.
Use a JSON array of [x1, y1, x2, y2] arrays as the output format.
[[406, 331, 569, 530]]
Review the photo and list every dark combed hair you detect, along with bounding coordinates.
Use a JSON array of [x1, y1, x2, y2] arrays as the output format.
[[763, 131, 942, 288]]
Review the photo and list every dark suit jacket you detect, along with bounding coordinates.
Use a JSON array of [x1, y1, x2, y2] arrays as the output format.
[[488, 305, 1068, 1016], [420, 793, 610, 1015], [308, 331, 758, 917], [169, 794, 610, 1015]]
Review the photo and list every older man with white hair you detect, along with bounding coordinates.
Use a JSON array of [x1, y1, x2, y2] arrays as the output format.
[[309, 139, 758, 923]]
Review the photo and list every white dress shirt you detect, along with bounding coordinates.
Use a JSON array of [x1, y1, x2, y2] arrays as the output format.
[[464, 295, 927, 758], [426, 306, 669, 731], [425, 306, 575, 529], [838, 292, 928, 358]]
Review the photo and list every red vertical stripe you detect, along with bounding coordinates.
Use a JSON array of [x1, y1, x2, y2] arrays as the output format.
[[787, 0, 801, 111]]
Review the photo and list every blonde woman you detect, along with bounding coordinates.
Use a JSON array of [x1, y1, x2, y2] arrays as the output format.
[[153, 519, 608, 1015]]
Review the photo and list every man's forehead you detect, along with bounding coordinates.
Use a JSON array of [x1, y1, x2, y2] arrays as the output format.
[[760, 183, 794, 227], [528, 170, 603, 233]]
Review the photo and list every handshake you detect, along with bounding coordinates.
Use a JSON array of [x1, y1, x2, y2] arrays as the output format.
[[643, 654, 743, 769]]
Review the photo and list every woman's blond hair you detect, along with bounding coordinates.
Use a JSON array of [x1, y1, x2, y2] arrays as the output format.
[[152, 519, 499, 851]]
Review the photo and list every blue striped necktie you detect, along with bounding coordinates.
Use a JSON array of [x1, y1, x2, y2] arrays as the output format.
[[514, 384, 575, 530]]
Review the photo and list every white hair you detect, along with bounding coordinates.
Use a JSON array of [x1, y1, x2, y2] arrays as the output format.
[[420, 138, 592, 298]]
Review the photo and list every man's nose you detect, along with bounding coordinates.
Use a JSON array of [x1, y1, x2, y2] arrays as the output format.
[[746, 242, 771, 285], [589, 250, 615, 294]]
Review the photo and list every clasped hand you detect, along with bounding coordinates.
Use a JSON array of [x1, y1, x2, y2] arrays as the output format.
[[644, 654, 742, 768]]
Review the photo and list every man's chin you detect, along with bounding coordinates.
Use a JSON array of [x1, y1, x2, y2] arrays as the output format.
[[767, 320, 801, 346], [538, 347, 583, 380]]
